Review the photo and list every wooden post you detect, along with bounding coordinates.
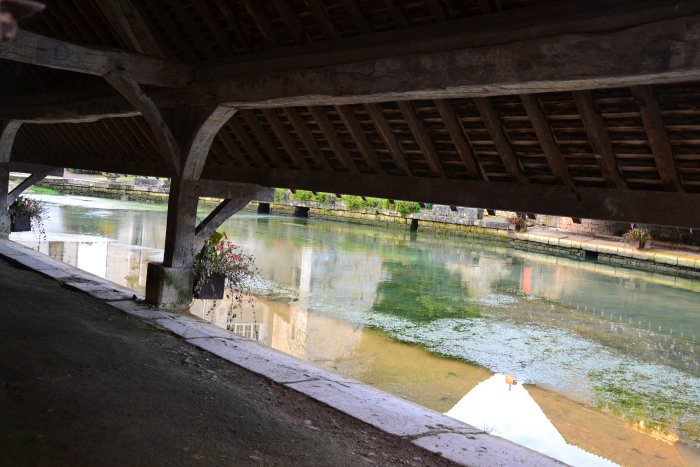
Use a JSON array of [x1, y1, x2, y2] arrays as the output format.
[[145, 178, 198, 310], [0, 163, 10, 238]]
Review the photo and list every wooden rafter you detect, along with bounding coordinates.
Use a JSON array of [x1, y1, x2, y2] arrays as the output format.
[[93, 0, 168, 58], [631, 86, 684, 192], [434, 99, 484, 180], [305, 0, 337, 39], [365, 104, 411, 176], [230, 118, 268, 167], [520, 94, 573, 186], [244, 0, 279, 47], [1, 31, 191, 88], [572, 90, 626, 190], [382, 0, 408, 28], [216, 125, 253, 168], [181, 106, 237, 180], [103, 72, 181, 177], [260, 109, 310, 171], [340, 0, 371, 34], [308, 106, 359, 173], [335, 105, 384, 175], [397, 101, 446, 178], [238, 110, 284, 168], [282, 107, 333, 171], [270, 0, 305, 43], [473, 97, 529, 183], [425, 0, 447, 21]]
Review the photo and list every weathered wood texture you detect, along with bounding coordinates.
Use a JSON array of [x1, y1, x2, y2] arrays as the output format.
[[1, 31, 192, 88], [182, 106, 237, 180], [8, 170, 52, 205]]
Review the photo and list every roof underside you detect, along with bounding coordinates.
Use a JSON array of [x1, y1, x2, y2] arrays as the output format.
[[3, 0, 700, 226]]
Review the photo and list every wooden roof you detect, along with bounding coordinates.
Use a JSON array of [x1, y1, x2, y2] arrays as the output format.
[[3, 0, 700, 226]]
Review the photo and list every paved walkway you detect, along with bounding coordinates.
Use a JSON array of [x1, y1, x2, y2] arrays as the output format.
[[0, 240, 559, 466]]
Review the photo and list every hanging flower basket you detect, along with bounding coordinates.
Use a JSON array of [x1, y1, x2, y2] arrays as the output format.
[[8, 196, 46, 234], [193, 273, 226, 300], [10, 212, 31, 232]]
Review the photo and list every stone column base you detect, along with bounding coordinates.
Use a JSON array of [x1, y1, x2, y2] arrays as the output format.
[[145, 262, 194, 311]]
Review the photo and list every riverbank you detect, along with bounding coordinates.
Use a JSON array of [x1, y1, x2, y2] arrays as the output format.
[[15, 173, 700, 279], [0, 239, 558, 466]]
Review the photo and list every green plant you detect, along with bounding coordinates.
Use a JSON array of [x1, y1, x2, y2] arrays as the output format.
[[394, 201, 420, 216], [290, 190, 314, 202], [273, 188, 288, 202], [8, 196, 47, 237], [622, 227, 652, 244], [193, 231, 258, 308]]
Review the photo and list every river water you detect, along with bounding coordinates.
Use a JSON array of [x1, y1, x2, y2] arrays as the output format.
[[12, 195, 700, 466]]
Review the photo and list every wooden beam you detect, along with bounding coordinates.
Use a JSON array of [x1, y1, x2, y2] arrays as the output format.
[[0, 121, 22, 163], [397, 101, 446, 178], [365, 104, 411, 176], [473, 97, 529, 183], [194, 8, 700, 107], [572, 90, 627, 190], [426, 0, 447, 21], [282, 107, 333, 171], [201, 165, 700, 228], [631, 85, 684, 192], [520, 94, 573, 187], [182, 106, 237, 180], [93, 0, 168, 58], [1, 31, 191, 88], [260, 109, 310, 171], [308, 106, 359, 173], [163, 178, 199, 268], [434, 99, 484, 180], [195, 180, 275, 201], [104, 72, 181, 177], [335, 105, 384, 175]]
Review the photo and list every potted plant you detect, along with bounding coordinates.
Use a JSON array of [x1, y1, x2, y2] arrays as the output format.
[[193, 231, 258, 301], [505, 214, 527, 233], [8, 196, 46, 233], [621, 227, 652, 249]]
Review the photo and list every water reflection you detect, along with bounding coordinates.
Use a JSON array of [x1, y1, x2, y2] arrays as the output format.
[[447, 374, 617, 466], [14, 195, 700, 466]]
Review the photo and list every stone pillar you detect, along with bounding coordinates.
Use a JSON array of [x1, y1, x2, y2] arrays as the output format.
[[410, 218, 419, 231], [0, 163, 10, 239], [257, 202, 271, 214], [145, 178, 198, 311]]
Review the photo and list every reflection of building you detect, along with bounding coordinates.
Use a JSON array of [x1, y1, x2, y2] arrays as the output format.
[[447, 374, 617, 467]]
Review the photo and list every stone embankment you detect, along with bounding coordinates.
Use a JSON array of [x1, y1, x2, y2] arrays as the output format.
[[20, 175, 700, 279]]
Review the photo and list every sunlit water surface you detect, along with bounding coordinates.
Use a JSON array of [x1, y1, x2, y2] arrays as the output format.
[[13, 194, 700, 466]]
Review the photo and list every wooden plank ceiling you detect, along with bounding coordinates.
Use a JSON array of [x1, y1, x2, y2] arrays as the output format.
[[3, 0, 700, 226]]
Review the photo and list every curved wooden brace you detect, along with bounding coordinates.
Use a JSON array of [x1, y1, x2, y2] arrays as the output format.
[[1, 121, 22, 164], [181, 105, 237, 181], [103, 71, 182, 177]]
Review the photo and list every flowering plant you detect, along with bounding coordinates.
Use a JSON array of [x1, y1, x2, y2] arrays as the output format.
[[8, 196, 46, 236], [193, 231, 258, 302], [505, 214, 527, 231], [622, 227, 652, 244]]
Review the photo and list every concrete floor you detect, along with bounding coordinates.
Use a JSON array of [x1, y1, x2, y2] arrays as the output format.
[[0, 240, 559, 466]]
